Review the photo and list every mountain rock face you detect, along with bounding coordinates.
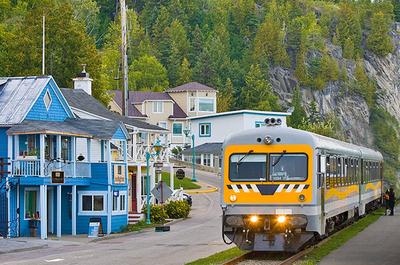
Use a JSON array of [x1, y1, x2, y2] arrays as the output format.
[[269, 23, 400, 147]]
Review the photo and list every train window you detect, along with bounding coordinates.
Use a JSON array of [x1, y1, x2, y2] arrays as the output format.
[[326, 156, 331, 189], [229, 154, 267, 181], [269, 153, 308, 181]]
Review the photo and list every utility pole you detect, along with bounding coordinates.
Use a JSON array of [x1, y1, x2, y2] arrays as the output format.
[[120, 0, 129, 116], [42, 15, 45, 75]]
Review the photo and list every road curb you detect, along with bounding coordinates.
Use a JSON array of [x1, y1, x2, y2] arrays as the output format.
[[0, 244, 48, 255], [89, 218, 185, 243], [185, 181, 219, 194]]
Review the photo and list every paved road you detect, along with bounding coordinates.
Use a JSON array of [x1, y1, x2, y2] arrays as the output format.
[[320, 206, 400, 265], [0, 170, 228, 265]]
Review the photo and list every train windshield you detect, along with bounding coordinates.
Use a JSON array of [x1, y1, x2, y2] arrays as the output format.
[[269, 153, 307, 181], [229, 154, 267, 181]]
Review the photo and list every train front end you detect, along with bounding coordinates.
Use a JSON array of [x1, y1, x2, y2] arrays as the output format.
[[221, 124, 318, 252]]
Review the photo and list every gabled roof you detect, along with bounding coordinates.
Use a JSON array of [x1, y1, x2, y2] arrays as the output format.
[[61, 88, 167, 132], [166, 82, 216, 93], [7, 119, 129, 140], [182, 142, 223, 155], [111, 90, 147, 117], [0, 76, 54, 125], [111, 90, 188, 119]]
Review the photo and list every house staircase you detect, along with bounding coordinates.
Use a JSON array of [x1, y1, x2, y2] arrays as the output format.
[[128, 212, 145, 224]]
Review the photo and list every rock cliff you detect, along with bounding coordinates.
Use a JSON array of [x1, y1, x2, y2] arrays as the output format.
[[269, 24, 400, 147]]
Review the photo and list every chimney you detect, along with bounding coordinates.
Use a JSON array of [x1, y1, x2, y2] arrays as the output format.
[[73, 64, 93, 95]]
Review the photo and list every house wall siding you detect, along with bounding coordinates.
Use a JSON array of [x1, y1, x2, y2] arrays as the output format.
[[25, 83, 71, 122]]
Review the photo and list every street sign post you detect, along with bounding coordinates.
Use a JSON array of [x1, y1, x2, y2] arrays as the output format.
[[151, 181, 173, 204]]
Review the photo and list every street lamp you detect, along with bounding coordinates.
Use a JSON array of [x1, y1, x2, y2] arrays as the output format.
[[145, 138, 163, 224], [183, 128, 197, 182]]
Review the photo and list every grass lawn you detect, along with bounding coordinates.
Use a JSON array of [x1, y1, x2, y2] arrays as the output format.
[[185, 247, 246, 265], [121, 221, 155, 233], [161, 172, 201, 190], [298, 208, 384, 265]]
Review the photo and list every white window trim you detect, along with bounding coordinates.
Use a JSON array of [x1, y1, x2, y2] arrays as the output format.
[[112, 191, 127, 215], [172, 122, 184, 136], [189, 97, 197, 112], [198, 97, 215, 112], [152, 101, 163, 113], [43, 89, 52, 110], [24, 187, 40, 221], [78, 191, 108, 216]]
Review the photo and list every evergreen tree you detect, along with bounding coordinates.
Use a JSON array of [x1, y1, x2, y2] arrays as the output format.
[[294, 51, 309, 85], [366, 11, 394, 57], [190, 24, 203, 62], [354, 60, 376, 107], [253, 10, 289, 68], [288, 87, 306, 128], [241, 64, 280, 111], [343, 38, 355, 59], [217, 78, 234, 112], [177, 57, 192, 85], [129, 55, 169, 92]]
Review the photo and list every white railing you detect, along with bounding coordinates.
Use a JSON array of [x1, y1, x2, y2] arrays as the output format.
[[140, 194, 155, 212], [12, 160, 91, 178], [12, 160, 40, 176], [127, 144, 171, 163]]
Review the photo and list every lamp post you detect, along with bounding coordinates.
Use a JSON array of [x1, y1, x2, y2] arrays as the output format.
[[145, 139, 163, 224], [183, 128, 197, 182]]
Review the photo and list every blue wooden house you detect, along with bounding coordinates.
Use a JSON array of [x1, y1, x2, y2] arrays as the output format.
[[0, 76, 130, 239]]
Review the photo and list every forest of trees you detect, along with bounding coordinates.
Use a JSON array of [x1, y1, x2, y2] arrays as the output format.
[[1, 0, 400, 185]]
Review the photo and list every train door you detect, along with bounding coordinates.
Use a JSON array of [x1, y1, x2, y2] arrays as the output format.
[[318, 154, 327, 234]]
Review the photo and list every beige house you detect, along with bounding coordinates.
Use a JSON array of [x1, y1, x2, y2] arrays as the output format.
[[110, 82, 217, 148]]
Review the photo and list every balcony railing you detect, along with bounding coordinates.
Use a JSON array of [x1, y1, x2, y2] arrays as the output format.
[[12, 160, 40, 176], [127, 144, 170, 163], [12, 160, 91, 178]]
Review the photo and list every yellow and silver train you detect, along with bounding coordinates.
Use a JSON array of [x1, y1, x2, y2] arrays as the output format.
[[221, 120, 383, 252]]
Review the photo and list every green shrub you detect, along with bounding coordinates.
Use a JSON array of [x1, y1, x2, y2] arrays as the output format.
[[165, 200, 190, 219], [150, 204, 168, 224]]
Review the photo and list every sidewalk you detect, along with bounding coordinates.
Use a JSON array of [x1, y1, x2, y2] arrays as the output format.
[[0, 238, 47, 254], [319, 206, 400, 265]]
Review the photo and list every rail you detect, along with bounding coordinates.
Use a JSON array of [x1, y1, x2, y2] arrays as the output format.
[[12, 160, 91, 177], [127, 144, 171, 163], [140, 194, 155, 211]]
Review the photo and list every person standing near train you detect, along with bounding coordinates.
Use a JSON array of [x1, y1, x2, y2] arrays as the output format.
[[388, 187, 396, 216]]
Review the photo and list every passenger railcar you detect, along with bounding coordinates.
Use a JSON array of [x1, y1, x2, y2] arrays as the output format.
[[221, 120, 383, 252]]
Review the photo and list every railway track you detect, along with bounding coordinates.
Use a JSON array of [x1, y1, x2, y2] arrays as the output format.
[[223, 232, 333, 265]]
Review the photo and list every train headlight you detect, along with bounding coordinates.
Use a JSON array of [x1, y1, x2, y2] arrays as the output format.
[[229, 194, 237, 202], [299, 194, 306, 202], [249, 215, 259, 223], [277, 215, 286, 224]]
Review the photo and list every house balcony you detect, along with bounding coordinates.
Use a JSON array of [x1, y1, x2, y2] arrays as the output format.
[[127, 143, 171, 164], [11, 160, 92, 178]]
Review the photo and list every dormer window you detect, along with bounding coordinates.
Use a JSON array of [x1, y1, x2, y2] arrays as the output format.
[[43, 90, 52, 110], [152, 101, 163, 113]]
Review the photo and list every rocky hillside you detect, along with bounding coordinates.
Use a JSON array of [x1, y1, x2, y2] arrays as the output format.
[[271, 23, 400, 148]]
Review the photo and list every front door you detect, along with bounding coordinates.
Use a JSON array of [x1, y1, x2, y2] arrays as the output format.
[[47, 187, 54, 234], [131, 173, 137, 213]]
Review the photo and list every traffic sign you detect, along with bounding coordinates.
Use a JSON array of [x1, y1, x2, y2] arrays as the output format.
[[151, 181, 173, 204], [176, 169, 185, 180]]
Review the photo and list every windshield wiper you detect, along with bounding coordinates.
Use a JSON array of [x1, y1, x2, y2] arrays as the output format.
[[272, 150, 287, 167], [237, 150, 254, 165]]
